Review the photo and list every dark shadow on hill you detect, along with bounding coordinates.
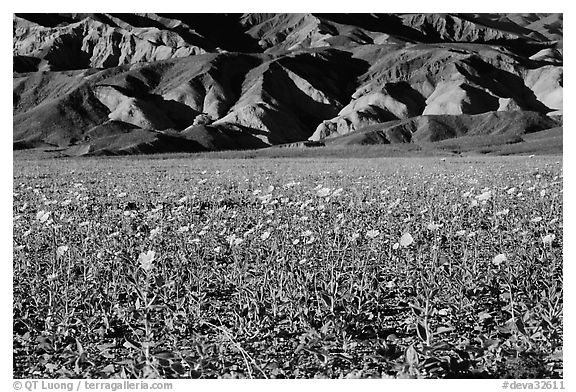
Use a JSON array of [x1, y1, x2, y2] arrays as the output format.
[[159, 13, 263, 53], [456, 56, 552, 112], [318, 13, 430, 43]]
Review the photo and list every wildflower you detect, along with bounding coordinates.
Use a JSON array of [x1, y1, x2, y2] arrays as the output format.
[[366, 229, 380, 239], [399, 233, 413, 247], [178, 196, 188, 204], [198, 179, 208, 185], [531, 216, 543, 223], [292, 239, 300, 245], [302, 230, 313, 237], [392, 242, 400, 250], [332, 188, 344, 197], [149, 227, 161, 239], [492, 253, 507, 266], [426, 223, 441, 231], [138, 250, 155, 272], [177, 225, 190, 233], [56, 245, 69, 257], [258, 194, 273, 204], [117, 192, 127, 198], [227, 234, 243, 247], [260, 231, 271, 241], [476, 191, 491, 202], [317, 187, 331, 197], [495, 209, 509, 216], [455, 230, 466, 237], [36, 210, 51, 223], [213, 246, 221, 254], [47, 273, 59, 282], [542, 234, 555, 246]]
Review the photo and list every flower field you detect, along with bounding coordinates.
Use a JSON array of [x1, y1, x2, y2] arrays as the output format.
[[13, 155, 563, 379]]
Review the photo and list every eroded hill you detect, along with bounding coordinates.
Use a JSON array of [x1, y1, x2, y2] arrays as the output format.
[[13, 13, 563, 155]]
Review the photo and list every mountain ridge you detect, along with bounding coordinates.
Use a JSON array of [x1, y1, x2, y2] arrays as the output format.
[[13, 13, 563, 156]]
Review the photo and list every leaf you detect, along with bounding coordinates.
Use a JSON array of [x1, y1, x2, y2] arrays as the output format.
[[429, 341, 452, 351], [334, 352, 353, 361], [102, 351, 115, 359], [97, 343, 116, 351], [481, 338, 500, 349], [315, 350, 329, 364], [155, 351, 177, 360], [417, 321, 428, 342], [320, 320, 332, 334], [548, 350, 563, 361], [123, 339, 140, 350], [75, 338, 84, 354], [171, 362, 186, 375], [320, 293, 333, 308], [405, 344, 419, 367], [435, 326, 454, 334], [409, 303, 425, 316], [422, 357, 445, 372], [157, 358, 170, 367], [101, 364, 115, 374], [115, 359, 134, 366], [294, 343, 306, 354], [515, 318, 528, 335]]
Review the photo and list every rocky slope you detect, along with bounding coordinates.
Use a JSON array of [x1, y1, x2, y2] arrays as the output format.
[[13, 13, 562, 155]]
